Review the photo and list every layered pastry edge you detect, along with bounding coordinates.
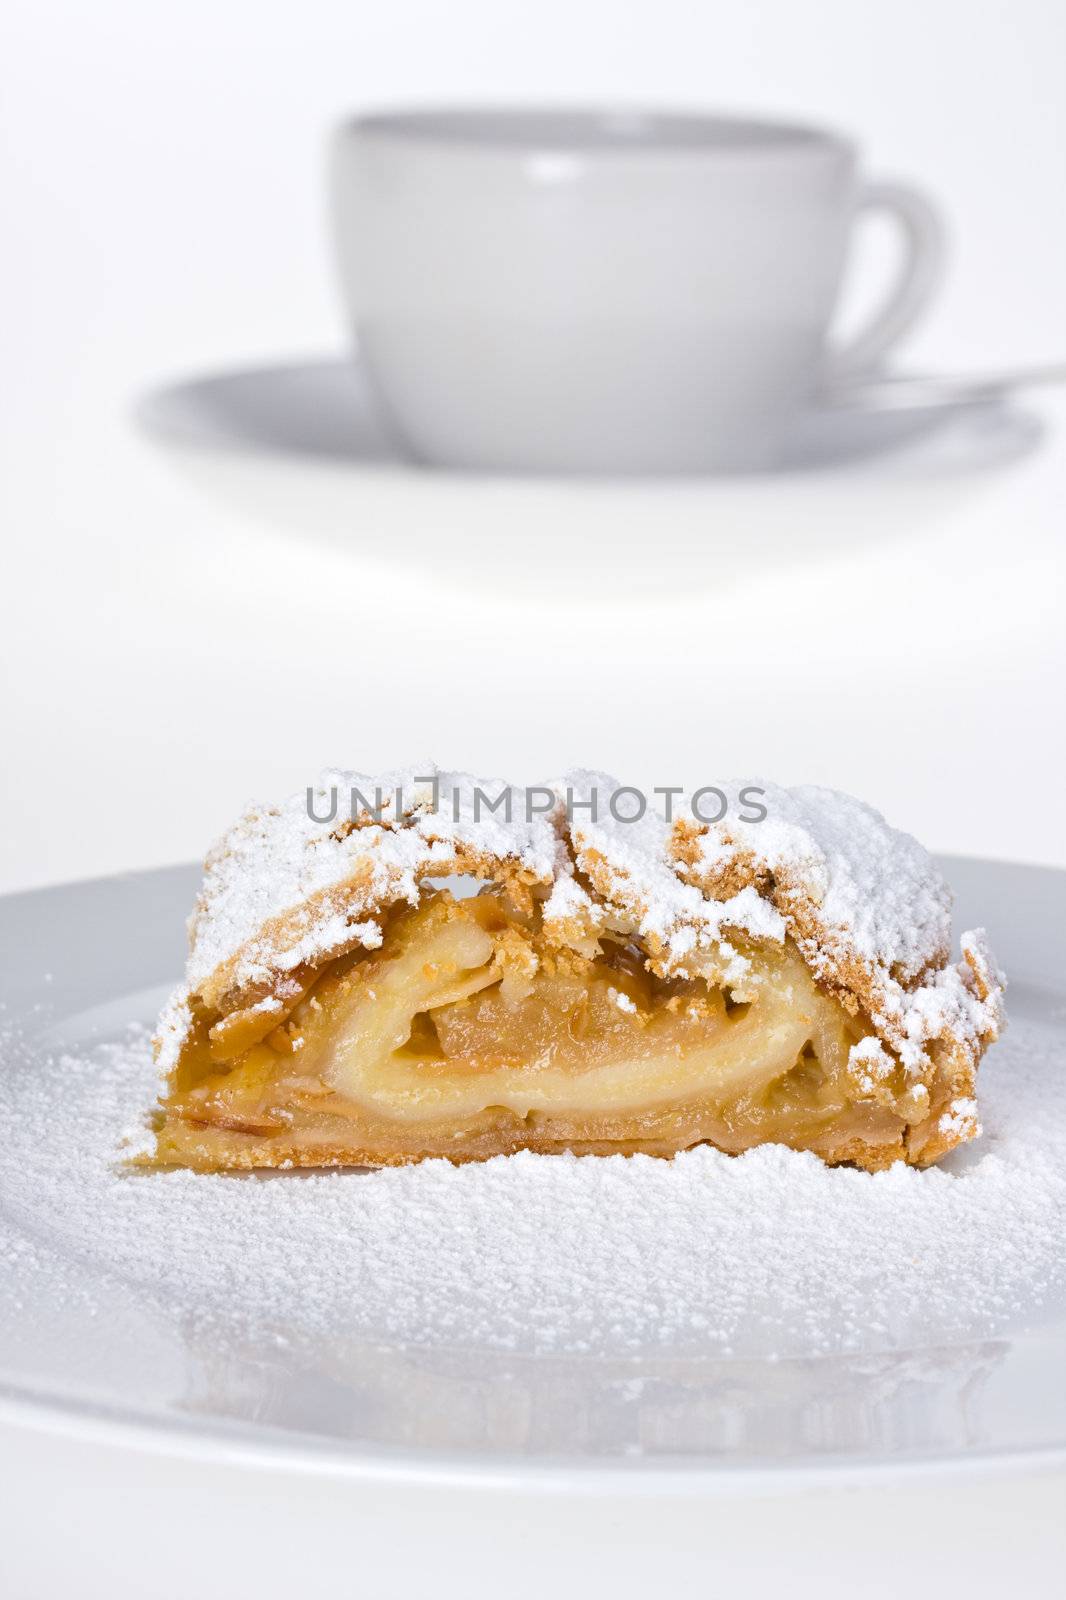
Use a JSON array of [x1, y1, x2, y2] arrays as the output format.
[[136, 768, 1006, 1173]]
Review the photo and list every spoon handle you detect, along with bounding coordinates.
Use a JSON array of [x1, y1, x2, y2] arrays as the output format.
[[824, 363, 1066, 412]]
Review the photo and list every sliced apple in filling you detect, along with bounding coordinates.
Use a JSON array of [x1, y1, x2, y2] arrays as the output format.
[[148, 885, 928, 1171]]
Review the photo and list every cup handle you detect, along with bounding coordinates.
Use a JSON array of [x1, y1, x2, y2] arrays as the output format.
[[825, 179, 947, 379]]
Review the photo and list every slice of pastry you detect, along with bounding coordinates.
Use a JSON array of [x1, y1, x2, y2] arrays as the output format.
[[142, 768, 1005, 1173]]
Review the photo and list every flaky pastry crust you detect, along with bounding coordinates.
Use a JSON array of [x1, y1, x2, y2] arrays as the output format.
[[142, 768, 1006, 1173]]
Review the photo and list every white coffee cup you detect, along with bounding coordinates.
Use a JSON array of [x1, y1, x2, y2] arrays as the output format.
[[330, 108, 945, 475]]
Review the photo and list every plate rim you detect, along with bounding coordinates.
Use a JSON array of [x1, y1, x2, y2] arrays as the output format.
[[3, 1383, 1065, 1495]]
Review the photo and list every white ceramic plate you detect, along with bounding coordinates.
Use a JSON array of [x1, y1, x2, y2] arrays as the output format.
[[1, 857, 1064, 1492]]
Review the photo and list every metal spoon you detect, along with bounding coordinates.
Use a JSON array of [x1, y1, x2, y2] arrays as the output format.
[[820, 362, 1066, 412]]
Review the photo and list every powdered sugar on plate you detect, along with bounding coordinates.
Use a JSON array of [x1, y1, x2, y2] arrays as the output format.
[[1, 1002, 1063, 1362]]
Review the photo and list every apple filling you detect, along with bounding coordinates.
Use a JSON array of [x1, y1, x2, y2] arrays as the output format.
[[150, 886, 916, 1170]]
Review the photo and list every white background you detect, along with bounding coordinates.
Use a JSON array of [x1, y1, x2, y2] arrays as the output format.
[[2, 9, 1065, 1590], [2, 0, 1065, 891]]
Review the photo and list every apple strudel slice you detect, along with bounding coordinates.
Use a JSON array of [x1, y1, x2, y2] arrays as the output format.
[[141, 769, 1005, 1173]]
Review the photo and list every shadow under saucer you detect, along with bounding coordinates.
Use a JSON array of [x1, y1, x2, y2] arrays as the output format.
[[133, 356, 1046, 602]]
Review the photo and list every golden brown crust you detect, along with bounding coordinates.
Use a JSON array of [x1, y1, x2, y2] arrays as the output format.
[[147, 770, 1006, 1175], [668, 816, 1002, 1083], [147, 1103, 932, 1175], [194, 842, 545, 1017]]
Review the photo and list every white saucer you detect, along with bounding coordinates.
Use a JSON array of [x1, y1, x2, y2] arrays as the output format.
[[138, 355, 1043, 477], [132, 358, 1045, 603]]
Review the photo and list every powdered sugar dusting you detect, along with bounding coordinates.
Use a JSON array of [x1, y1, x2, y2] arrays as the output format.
[[185, 768, 953, 1000], [693, 781, 952, 980], [185, 767, 564, 996], [939, 1097, 981, 1139], [173, 768, 1002, 1109], [558, 769, 789, 968]]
